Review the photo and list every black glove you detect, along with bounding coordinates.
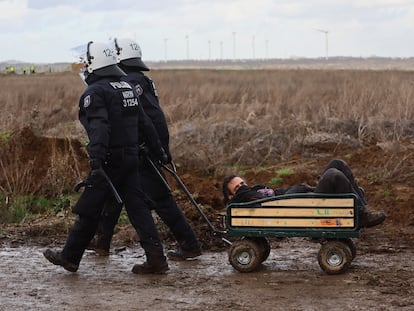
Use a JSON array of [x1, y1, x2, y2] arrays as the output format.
[[140, 143, 169, 164], [162, 145, 172, 163], [89, 158, 103, 170], [156, 147, 169, 165], [86, 158, 106, 187]]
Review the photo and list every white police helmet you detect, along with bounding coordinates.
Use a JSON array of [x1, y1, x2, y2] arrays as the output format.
[[85, 41, 126, 77], [114, 38, 149, 71]]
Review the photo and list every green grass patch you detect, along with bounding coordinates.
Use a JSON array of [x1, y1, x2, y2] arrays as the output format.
[[382, 189, 391, 197], [268, 177, 283, 186], [268, 167, 293, 186], [275, 167, 293, 177], [117, 209, 130, 225], [0, 192, 72, 224], [0, 130, 13, 143]]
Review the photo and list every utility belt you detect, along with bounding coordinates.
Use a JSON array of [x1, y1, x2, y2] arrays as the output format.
[[106, 145, 139, 164], [108, 145, 139, 153]]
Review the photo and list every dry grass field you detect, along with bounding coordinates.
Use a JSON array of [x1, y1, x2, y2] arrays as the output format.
[[0, 67, 413, 228], [1, 69, 413, 172], [0, 68, 413, 221]]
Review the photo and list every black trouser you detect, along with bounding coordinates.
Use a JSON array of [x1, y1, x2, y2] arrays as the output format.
[[61, 149, 165, 266], [95, 158, 200, 251], [314, 159, 366, 211]]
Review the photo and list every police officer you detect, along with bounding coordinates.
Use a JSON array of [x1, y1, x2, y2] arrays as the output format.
[[89, 38, 202, 260], [43, 41, 169, 274]]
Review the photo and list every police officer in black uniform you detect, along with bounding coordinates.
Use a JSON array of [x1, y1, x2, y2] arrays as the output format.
[[89, 38, 202, 260], [43, 41, 169, 274]]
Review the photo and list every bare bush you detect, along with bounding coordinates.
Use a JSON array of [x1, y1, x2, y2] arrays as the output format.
[[1, 69, 413, 176], [42, 138, 85, 196], [0, 127, 87, 197], [148, 69, 414, 172], [0, 138, 40, 194], [0, 73, 82, 136]]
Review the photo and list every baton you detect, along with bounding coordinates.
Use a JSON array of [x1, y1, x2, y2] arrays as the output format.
[[145, 156, 171, 192], [98, 168, 123, 205], [73, 168, 123, 205]]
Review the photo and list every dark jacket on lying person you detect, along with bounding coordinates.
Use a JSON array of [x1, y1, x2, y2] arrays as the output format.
[[229, 183, 315, 204], [222, 159, 386, 228]]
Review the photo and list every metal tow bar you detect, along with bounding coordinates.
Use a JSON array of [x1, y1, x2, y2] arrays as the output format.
[[146, 157, 229, 243]]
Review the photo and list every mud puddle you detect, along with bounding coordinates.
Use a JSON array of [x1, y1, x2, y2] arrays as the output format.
[[1, 235, 414, 311]]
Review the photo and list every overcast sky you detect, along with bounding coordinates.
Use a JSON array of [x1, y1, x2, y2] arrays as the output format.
[[1, 0, 414, 63]]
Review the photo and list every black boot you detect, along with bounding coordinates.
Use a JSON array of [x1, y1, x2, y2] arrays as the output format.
[[131, 260, 169, 274], [43, 249, 79, 272], [360, 210, 387, 228], [167, 246, 202, 261], [132, 252, 169, 274]]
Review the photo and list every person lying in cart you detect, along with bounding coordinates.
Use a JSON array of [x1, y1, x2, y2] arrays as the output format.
[[222, 159, 386, 228]]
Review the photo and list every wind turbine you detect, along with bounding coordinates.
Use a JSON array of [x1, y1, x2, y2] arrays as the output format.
[[315, 28, 329, 60], [232, 32, 236, 59], [164, 38, 168, 61], [185, 35, 190, 60]]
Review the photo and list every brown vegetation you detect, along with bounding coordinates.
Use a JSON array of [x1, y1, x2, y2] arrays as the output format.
[[0, 70, 413, 249], [2, 70, 413, 172]]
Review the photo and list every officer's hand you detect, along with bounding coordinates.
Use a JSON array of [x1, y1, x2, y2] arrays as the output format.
[[139, 143, 150, 156], [89, 158, 103, 170], [162, 145, 173, 163], [86, 158, 106, 186], [156, 147, 169, 165]]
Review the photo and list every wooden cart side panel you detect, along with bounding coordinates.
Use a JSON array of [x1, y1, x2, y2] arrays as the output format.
[[261, 197, 354, 207], [231, 217, 355, 228], [228, 196, 358, 230], [231, 207, 354, 217]]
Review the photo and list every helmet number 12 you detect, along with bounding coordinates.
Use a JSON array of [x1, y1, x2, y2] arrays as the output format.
[[103, 48, 115, 57], [129, 43, 139, 51]]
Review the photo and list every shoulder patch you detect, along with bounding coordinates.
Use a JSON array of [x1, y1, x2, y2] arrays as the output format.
[[135, 84, 143, 96], [83, 95, 91, 108]]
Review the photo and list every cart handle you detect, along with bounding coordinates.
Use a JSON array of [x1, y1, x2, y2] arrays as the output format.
[[160, 162, 227, 238]]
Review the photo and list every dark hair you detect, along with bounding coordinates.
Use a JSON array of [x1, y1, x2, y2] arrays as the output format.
[[222, 175, 238, 205]]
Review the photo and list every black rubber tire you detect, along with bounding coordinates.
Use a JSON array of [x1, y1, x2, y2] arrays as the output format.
[[318, 240, 353, 275], [342, 238, 357, 260], [228, 239, 262, 272], [247, 237, 271, 263]]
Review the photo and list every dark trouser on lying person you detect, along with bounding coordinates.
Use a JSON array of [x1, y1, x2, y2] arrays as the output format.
[[222, 159, 386, 228]]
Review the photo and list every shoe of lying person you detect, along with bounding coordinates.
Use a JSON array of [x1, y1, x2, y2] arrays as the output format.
[[43, 249, 78, 272], [131, 261, 169, 275], [360, 210, 387, 228], [358, 186, 368, 205], [167, 247, 202, 261]]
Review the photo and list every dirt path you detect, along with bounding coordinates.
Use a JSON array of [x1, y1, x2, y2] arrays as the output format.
[[1, 226, 413, 311]]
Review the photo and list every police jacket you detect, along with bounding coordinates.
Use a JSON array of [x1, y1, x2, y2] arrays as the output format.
[[120, 67, 170, 149], [78, 75, 163, 162]]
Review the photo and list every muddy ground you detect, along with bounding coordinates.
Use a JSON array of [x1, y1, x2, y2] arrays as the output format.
[[1, 130, 414, 310], [1, 227, 413, 311]]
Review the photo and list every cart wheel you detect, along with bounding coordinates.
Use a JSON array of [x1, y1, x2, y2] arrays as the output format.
[[248, 237, 271, 263], [342, 238, 357, 260], [228, 239, 262, 272], [318, 240, 352, 275]]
